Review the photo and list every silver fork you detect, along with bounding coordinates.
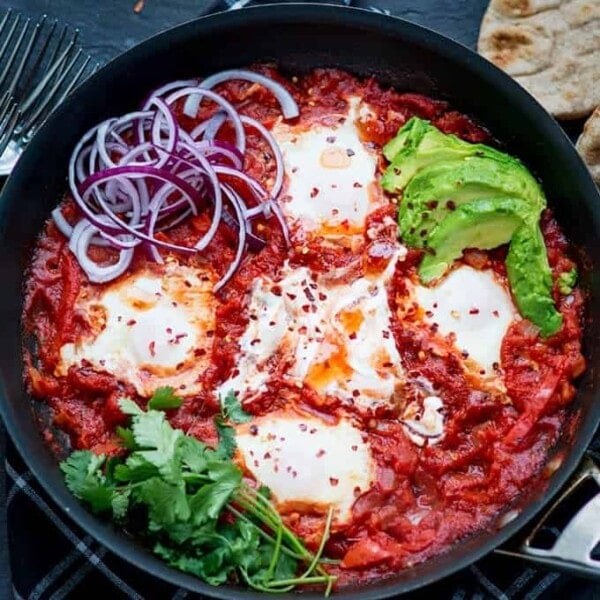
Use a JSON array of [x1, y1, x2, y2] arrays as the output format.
[[0, 9, 97, 176]]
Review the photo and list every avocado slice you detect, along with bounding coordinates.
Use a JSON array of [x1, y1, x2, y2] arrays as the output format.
[[399, 156, 546, 247], [381, 117, 516, 192], [418, 197, 530, 284], [506, 222, 562, 337]]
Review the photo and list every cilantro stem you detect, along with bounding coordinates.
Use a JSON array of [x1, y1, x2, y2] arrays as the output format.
[[298, 506, 334, 581], [224, 505, 307, 560], [265, 521, 284, 582]]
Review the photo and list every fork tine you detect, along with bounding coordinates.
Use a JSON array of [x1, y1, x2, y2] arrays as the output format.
[[0, 97, 19, 157], [0, 9, 13, 39], [4, 15, 46, 97], [21, 48, 83, 134], [19, 29, 79, 115], [0, 14, 22, 78], [17, 17, 57, 98], [0, 17, 32, 90]]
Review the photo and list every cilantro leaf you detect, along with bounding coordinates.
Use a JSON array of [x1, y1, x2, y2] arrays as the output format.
[[179, 436, 208, 473], [221, 391, 252, 424], [148, 386, 184, 411], [189, 471, 242, 525], [116, 426, 136, 449], [135, 478, 190, 526], [118, 397, 143, 415], [60, 451, 114, 514], [213, 418, 237, 460]]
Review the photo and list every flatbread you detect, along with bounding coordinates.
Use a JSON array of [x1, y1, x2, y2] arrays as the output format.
[[478, 0, 600, 119], [576, 106, 600, 184]]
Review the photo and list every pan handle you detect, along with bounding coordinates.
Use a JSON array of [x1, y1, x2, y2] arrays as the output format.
[[495, 456, 600, 580]]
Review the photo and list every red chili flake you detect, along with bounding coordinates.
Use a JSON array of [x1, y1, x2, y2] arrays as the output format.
[[298, 325, 308, 335], [329, 477, 339, 486], [274, 465, 279, 473], [318, 292, 327, 301], [353, 181, 363, 188], [310, 187, 319, 198], [254, 460, 259, 468], [309, 428, 317, 434], [286, 466, 292, 473], [249, 425, 259, 436], [206, 331, 214, 338], [311, 305, 318, 313], [184, 280, 192, 288], [346, 148, 355, 157], [179, 384, 186, 390], [382, 362, 393, 368], [351, 445, 358, 451], [299, 423, 308, 431], [492, 362, 500, 371], [492, 310, 500, 317], [117, 316, 122, 322], [263, 452, 272, 459], [175, 333, 188, 341], [352, 389, 360, 397], [326, 136, 336, 143], [349, 332, 357, 340], [194, 348, 207, 357], [469, 308, 480, 315], [291, 167, 298, 174], [269, 320, 277, 326], [301, 304, 310, 313], [292, 471, 298, 478], [166, 327, 173, 334], [271, 285, 282, 296], [382, 330, 390, 339], [250, 338, 261, 346], [286, 293, 297, 300], [249, 314, 258, 321], [316, 449, 326, 458], [354, 486, 362, 496], [303, 287, 315, 302], [433, 302, 438, 308], [461, 350, 469, 359], [172, 301, 178, 307], [126, 319, 137, 326]]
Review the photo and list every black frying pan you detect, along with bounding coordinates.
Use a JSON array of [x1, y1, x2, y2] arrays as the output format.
[[1, 4, 600, 598]]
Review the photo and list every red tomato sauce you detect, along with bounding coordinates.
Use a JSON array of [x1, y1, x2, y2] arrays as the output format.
[[22, 67, 585, 587]]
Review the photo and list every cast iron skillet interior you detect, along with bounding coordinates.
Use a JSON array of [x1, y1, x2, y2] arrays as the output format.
[[1, 4, 599, 598]]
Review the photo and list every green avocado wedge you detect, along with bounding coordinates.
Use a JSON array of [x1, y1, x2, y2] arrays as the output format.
[[418, 197, 529, 284], [506, 222, 563, 337], [399, 156, 546, 247], [381, 117, 514, 192], [383, 117, 563, 338]]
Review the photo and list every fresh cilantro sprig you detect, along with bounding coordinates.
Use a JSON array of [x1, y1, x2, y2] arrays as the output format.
[[60, 389, 337, 594]]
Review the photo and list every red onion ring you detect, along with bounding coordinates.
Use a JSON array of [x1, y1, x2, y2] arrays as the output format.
[[183, 69, 299, 120]]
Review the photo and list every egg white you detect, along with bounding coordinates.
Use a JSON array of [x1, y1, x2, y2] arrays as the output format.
[[57, 261, 216, 397]]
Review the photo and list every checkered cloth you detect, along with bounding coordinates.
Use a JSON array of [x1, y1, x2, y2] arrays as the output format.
[[2, 0, 600, 598]]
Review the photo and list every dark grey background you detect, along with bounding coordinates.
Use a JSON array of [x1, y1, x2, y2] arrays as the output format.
[[0, 0, 489, 64]]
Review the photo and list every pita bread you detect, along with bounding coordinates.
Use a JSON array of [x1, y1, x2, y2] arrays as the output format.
[[576, 106, 600, 184], [478, 0, 600, 119]]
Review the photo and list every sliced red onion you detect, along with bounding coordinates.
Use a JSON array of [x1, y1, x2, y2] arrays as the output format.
[[192, 111, 226, 141], [52, 207, 73, 238], [216, 186, 247, 292], [184, 69, 299, 120], [165, 86, 246, 154], [69, 219, 134, 283], [63, 71, 293, 288], [240, 115, 284, 197]]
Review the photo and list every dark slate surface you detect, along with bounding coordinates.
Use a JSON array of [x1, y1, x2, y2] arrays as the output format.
[[0, 0, 489, 64]]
